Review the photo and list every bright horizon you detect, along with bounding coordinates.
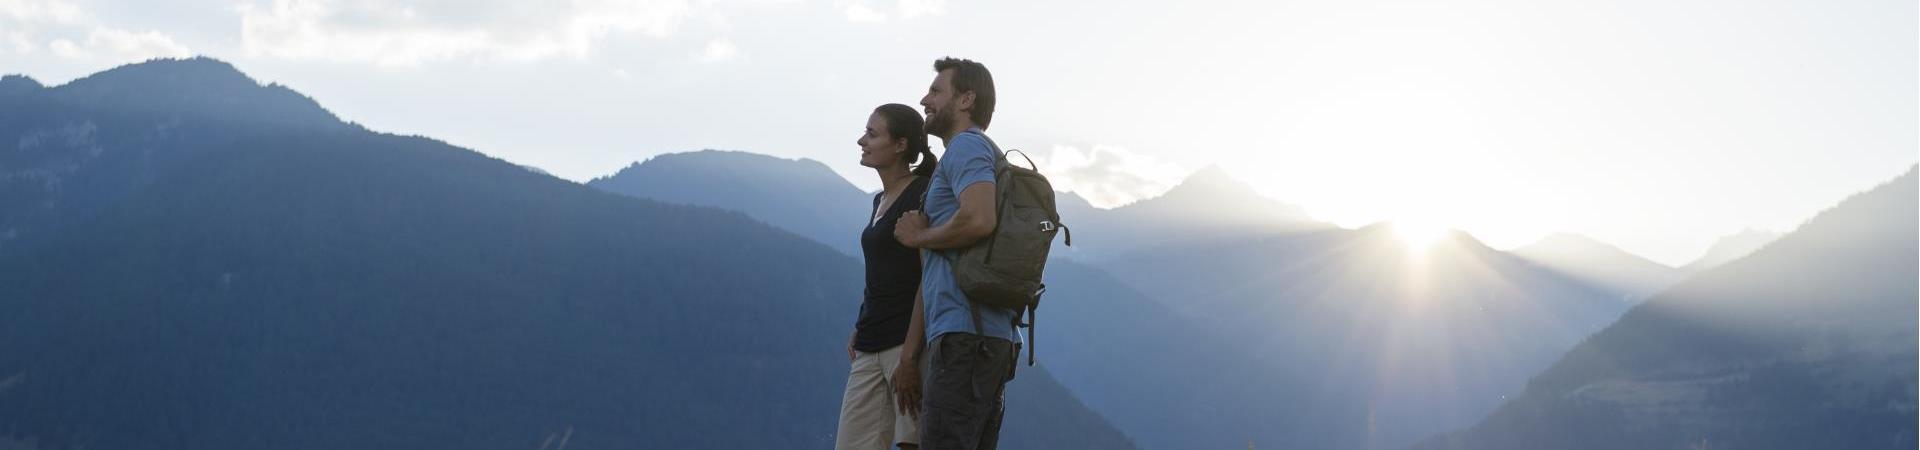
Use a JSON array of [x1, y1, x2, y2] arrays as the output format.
[[3, 0, 1913, 266]]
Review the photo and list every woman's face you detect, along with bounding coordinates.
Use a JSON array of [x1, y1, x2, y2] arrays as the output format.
[[857, 113, 907, 169]]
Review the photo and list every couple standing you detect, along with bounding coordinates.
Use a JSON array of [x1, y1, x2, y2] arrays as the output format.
[[836, 57, 1020, 450]]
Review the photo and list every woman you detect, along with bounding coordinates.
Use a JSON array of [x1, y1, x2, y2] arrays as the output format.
[[835, 103, 936, 450]]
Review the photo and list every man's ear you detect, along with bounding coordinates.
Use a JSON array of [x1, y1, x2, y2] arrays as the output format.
[[956, 90, 976, 117]]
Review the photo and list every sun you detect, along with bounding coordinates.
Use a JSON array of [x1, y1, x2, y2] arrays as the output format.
[[1394, 218, 1451, 251]]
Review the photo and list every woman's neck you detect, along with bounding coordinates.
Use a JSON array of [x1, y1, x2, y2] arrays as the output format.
[[876, 164, 914, 194]]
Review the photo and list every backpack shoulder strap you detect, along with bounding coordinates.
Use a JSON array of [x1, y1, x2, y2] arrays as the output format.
[[959, 128, 1043, 172], [937, 130, 1009, 268], [957, 129, 1007, 339]]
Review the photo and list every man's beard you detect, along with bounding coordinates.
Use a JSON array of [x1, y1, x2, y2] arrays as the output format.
[[924, 107, 956, 137]]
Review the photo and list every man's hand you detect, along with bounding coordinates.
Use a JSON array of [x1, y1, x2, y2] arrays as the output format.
[[894, 184, 995, 251], [894, 210, 929, 248], [893, 354, 922, 418], [847, 330, 857, 362]]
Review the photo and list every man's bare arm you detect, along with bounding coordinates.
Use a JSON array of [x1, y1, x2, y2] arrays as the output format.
[[894, 183, 996, 250]]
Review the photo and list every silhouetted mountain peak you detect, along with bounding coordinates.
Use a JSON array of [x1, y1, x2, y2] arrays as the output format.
[[72, 57, 251, 89], [1159, 164, 1262, 201], [0, 74, 42, 96], [46, 57, 345, 130], [0, 58, 358, 254], [1110, 165, 1318, 226]]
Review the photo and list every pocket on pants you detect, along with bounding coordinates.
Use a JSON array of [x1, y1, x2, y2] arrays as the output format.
[[970, 338, 1014, 400], [928, 335, 982, 403]]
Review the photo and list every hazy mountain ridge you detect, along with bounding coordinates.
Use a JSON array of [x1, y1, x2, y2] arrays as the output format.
[[1420, 168, 1918, 450], [0, 58, 1135, 450], [1681, 228, 1783, 272], [1514, 233, 1685, 300], [588, 150, 871, 255], [1057, 165, 1333, 259]]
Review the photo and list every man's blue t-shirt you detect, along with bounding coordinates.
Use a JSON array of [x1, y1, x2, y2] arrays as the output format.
[[920, 128, 1021, 344]]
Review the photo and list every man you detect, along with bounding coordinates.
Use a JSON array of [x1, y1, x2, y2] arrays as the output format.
[[893, 57, 1018, 450]]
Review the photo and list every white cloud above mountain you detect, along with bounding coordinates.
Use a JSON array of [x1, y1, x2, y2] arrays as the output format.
[[1034, 144, 1188, 209], [833, 0, 945, 23], [0, 0, 193, 61], [694, 37, 739, 63], [234, 0, 695, 65]]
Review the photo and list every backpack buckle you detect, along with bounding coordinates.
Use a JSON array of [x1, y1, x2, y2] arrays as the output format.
[[1039, 220, 1056, 232]]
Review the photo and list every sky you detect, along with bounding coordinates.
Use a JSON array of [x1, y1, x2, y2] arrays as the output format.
[[3, 0, 1914, 266]]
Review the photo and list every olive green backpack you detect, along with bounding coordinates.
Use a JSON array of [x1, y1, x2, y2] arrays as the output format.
[[946, 130, 1071, 365]]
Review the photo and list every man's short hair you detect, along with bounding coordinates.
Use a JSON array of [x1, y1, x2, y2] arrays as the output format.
[[934, 57, 995, 129]]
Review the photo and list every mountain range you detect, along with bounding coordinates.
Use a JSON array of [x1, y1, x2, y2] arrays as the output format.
[[7, 57, 1911, 450], [0, 57, 1134, 449], [595, 147, 1649, 449], [1421, 168, 1917, 449], [595, 137, 1915, 449]]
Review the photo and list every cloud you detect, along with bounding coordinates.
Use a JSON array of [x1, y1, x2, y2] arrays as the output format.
[[896, 0, 945, 18], [1033, 144, 1187, 208], [841, 3, 884, 22], [694, 37, 738, 63], [0, 0, 193, 61], [5, 30, 38, 54], [0, 0, 89, 25], [235, 0, 695, 65], [834, 0, 946, 23], [49, 28, 192, 60]]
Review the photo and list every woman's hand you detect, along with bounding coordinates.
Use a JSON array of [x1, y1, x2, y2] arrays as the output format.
[[893, 353, 922, 418]]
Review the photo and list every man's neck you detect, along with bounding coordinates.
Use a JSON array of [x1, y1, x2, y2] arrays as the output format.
[[936, 121, 979, 147]]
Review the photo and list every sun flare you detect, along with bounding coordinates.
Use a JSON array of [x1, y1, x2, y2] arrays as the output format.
[[1394, 219, 1450, 251]]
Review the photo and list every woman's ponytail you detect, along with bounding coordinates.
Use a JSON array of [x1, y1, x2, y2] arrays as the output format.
[[910, 146, 938, 177], [875, 103, 937, 177]]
